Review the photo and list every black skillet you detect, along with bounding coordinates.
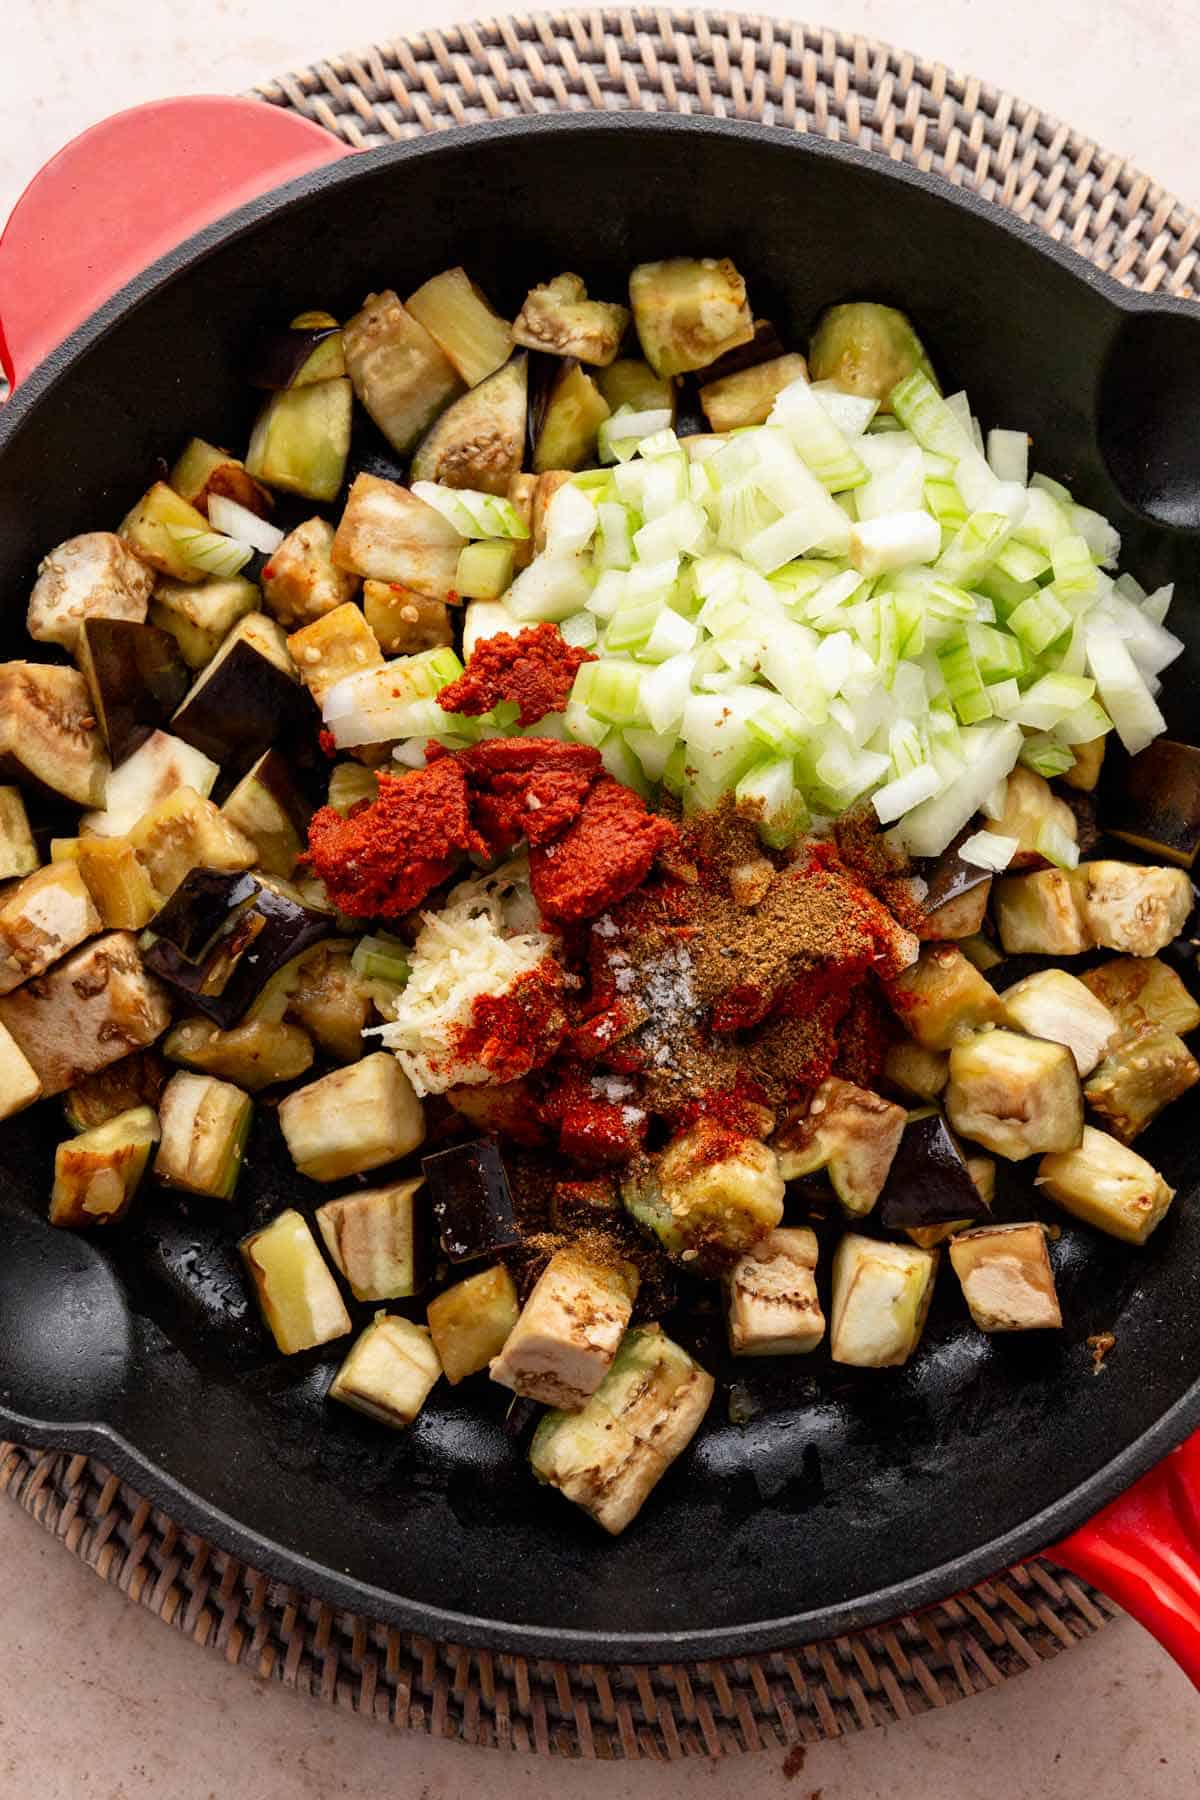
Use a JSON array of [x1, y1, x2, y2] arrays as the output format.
[[2, 101, 1200, 1676]]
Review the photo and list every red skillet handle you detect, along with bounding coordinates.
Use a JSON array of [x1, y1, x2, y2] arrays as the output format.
[[1049, 1430, 1200, 1687], [0, 95, 351, 391]]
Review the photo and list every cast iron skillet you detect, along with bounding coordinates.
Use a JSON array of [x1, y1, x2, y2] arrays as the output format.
[[2, 108, 1200, 1668]]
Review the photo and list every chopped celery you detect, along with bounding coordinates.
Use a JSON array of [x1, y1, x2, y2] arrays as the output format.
[[455, 540, 516, 601]]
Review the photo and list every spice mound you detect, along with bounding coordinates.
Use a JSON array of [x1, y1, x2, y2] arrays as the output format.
[[305, 736, 677, 921]]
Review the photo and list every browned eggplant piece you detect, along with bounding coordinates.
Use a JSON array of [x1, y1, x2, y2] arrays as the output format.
[[77, 617, 190, 766], [27, 531, 155, 652], [118, 481, 212, 582], [149, 572, 258, 669], [0, 662, 110, 807], [1105, 739, 1200, 868], [991, 767, 1078, 869], [315, 1176, 429, 1301], [250, 312, 346, 390], [260, 517, 360, 630], [0, 931, 171, 1097], [597, 359, 676, 417], [949, 1223, 1062, 1332], [886, 945, 1006, 1050], [427, 1263, 521, 1384], [343, 290, 463, 455], [405, 269, 513, 387], [62, 1049, 166, 1132], [409, 356, 528, 495], [1063, 736, 1106, 792], [693, 319, 787, 386], [126, 787, 256, 901], [1084, 1021, 1200, 1143], [0, 863, 101, 995], [287, 940, 373, 1063], [60, 834, 164, 930], [220, 750, 312, 878], [512, 274, 629, 366], [361, 581, 453, 655], [421, 1139, 521, 1262], [808, 302, 938, 409], [287, 603, 382, 705], [244, 379, 354, 503], [163, 1014, 314, 1090], [168, 438, 274, 519], [50, 1105, 159, 1229], [330, 473, 464, 598], [877, 1110, 990, 1229], [0, 1020, 40, 1119], [532, 360, 610, 472], [1080, 955, 1200, 1037], [0, 788, 37, 879], [170, 612, 314, 770], [629, 257, 754, 378], [699, 353, 809, 431], [141, 869, 333, 1028]]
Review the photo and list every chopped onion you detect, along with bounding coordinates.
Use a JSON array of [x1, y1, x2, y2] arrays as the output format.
[[958, 830, 1019, 870], [206, 494, 284, 554]]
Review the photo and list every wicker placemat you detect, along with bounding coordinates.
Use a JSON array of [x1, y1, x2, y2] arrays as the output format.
[[9, 8, 1180, 1757], [2, 1444, 1115, 1756]]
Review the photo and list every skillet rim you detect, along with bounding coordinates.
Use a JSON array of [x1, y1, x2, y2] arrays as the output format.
[[1, 111, 1198, 1661]]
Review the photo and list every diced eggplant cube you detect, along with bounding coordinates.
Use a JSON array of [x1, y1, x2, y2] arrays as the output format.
[[50, 1105, 159, 1229], [154, 1070, 252, 1200], [241, 1208, 352, 1354], [886, 946, 1006, 1050], [725, 1227, 825, 1356], [991, 767, 1078, 869], [127, 790, 256, 903], [0, 661, 110, 808], [62, 1050, 164, 1132], [261, 518, 360, 630], [170, 612, 313, 771], [993, 869, 1088, 956], [163, 1015, 313, 1091], [220, 750, 312, 879], [426, 1264, 520, 1385], [287, 941, 373, 1064], [1075, 862, 1194, 957], [699, 354, 810, 431], [142, 869, 333, 1028], [629, 257, 754, 377], [1001, 968, 1118, 1076], [149, 573, 258, 669], [330, 473, 463, 601], [168, 437, 272, 517], [361, 582, 452, 656], [946, 1029, 1083, 1161], [77, 617, 190, 766], [647, 1123, 785, 1262], [27, 531, 154, 651], [278, 1052, 425, 1181], [490, 1246, 639, 1409], [882, 1040, 949, 1102], [774, 1078, 905, 1216], [1080, 955, 1200, 1037], [532, 361, 611, 472], [244, 378, 353, 503], [512, 273, 629, 367], [342, 291, 463, 456], [409, 358, 528, 497], [287, 603, 381, 705], [0, 1018, 41, 1119], [0, 787, 38, 880], [0, 863, 101, 995], [949, 1223, 1062, 1332], [0, 932, 170, 1097], [830, 1235, 938, 1368], [405, 267, 513, 387], [967, 1154, 996, 1203], [1064, 736, 1105, 792], [72, 832, 165, 931], [118, 482, 210, 583], [421, 1139, 520, 1262], [1037, 1126, 1174, 1245], [82, 728, 219, 837], [1084, 1022, 1200, 1143], [919, 881, 992, 941], [328, 1316, 441, 1426], [877, 1110, 990, 1229], [316, 1176, 427, 1302], [530, 1324, 713, 1535]]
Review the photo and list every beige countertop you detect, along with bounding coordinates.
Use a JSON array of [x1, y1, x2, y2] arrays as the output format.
[[2, 3, 1199, 1793]]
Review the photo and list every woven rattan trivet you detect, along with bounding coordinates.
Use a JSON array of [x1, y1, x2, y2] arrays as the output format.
[[8, 8, 1180, 1757]]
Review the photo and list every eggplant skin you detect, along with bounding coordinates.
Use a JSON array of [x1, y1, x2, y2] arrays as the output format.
[[876, 1112, 989, 1229]]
